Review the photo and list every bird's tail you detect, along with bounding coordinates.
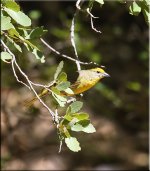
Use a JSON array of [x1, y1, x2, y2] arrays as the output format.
[[24, 88, 49, 107], [24, 96, 39, 107]]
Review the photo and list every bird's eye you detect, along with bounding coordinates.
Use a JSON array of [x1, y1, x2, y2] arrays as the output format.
[[96, 71, 100, 73]]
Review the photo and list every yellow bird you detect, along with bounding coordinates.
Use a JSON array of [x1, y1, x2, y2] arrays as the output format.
[[25, 67, 110, 107]]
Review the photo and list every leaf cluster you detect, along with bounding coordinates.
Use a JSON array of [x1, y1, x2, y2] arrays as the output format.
[[1, 0, 47, 63]]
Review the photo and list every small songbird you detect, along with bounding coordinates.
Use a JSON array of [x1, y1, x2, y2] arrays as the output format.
[[25, 67, 110, 107]]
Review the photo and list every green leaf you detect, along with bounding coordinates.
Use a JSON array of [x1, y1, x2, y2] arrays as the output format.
[[32, 48, 45, 63], [7, 36, 22, 52], [71, 123, 83, 132], [82, 123, 96, 133], [143, 8, 150, 24], [70, 101, 83, 113], [52, 92, 67, 107], [66, 106, 71, 115], [57, 72, 67, 82], [64, 88, 74, 95], [51, 86, 60, 95], [54, 61, 64, 80], [65, 137, 81, 152], [144, 0, 150, 6], [1, 51, 12, 62], [1, 16, 14, 30], [78, 120, 90, 127], [129, 1, 141, 16], [64, 115, 73, 122], [4, 7, 31, 26], [95, 0, 104, 5], [25, 27, 48, 39], [68, 118, 79, 127], [56, 81, 70, 91], [71, 123, 96, 133], [4, 1, 20, 11], [8, 28, 20, 37], [73, 113, 89, 121]]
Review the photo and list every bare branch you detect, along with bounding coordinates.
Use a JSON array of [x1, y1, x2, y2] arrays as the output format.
[[87, 8, 99, 19], [90, 15, 102, 34], [70, 15, 81, 71], [40, 38, 98, 66], [76, 0, 82, 10], [1, 40, 31, 89], [1, 39, 55, 121]]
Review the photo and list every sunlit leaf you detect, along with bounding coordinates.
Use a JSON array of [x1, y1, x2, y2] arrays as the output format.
[[52, 92, 67, 107], [71, 123, 96, 133], [51, 86, 60, 95], [82, 123, 96, 133], [65, 137, 81, 152], [4, 1, 20, 11], [57, 72, 67, 82], [64, 88, 74, 95], [64, 114, 73, 121], [8, 28, 20, 37], [68, 118, 79, 127], [129, 1, 141, 16], [1, 51, 12, 62], [73, 113, 89, 120], [54, 61, 64, 80], [4, 7, 31, 26], [71, 123, 83, 132], [1, 16, 14, 30], [70, 101, 83, 113]]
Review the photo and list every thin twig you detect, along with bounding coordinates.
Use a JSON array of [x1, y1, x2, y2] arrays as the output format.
[[87, 8, 99, 19], [87, 8, 102, 34], [70, 15, 81, 71], [90, 16, 102, 34], [76, 0, 82, 10], [40, 38, 98, 66]]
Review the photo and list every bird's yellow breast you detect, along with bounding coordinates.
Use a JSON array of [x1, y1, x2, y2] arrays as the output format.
[[73, 78, 100, 94]]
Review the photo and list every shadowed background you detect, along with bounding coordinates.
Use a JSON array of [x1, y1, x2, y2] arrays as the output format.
[[1, 1, 149, 170]]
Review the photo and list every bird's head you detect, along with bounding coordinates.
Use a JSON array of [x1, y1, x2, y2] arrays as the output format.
[[90, 67, 110, 79]]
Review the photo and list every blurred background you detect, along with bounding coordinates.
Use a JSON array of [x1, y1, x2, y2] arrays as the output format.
[[1, 1, 149, 170]]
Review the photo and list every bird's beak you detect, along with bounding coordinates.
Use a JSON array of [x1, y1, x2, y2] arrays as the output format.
[[103, 72, 110, 77]]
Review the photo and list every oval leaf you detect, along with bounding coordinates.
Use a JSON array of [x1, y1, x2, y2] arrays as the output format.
[[57, 72, 67, 82], [1, 52, 12, 62], [4, 7, 31, 26], [4, 1, 20, 11], [82, 123, 96, 133], [54, 61, 64, 80], [1, 16, 14, 30], [65, 137, 81, 152], [70, 101, 83, 113], [129, 1, 141, 16]]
